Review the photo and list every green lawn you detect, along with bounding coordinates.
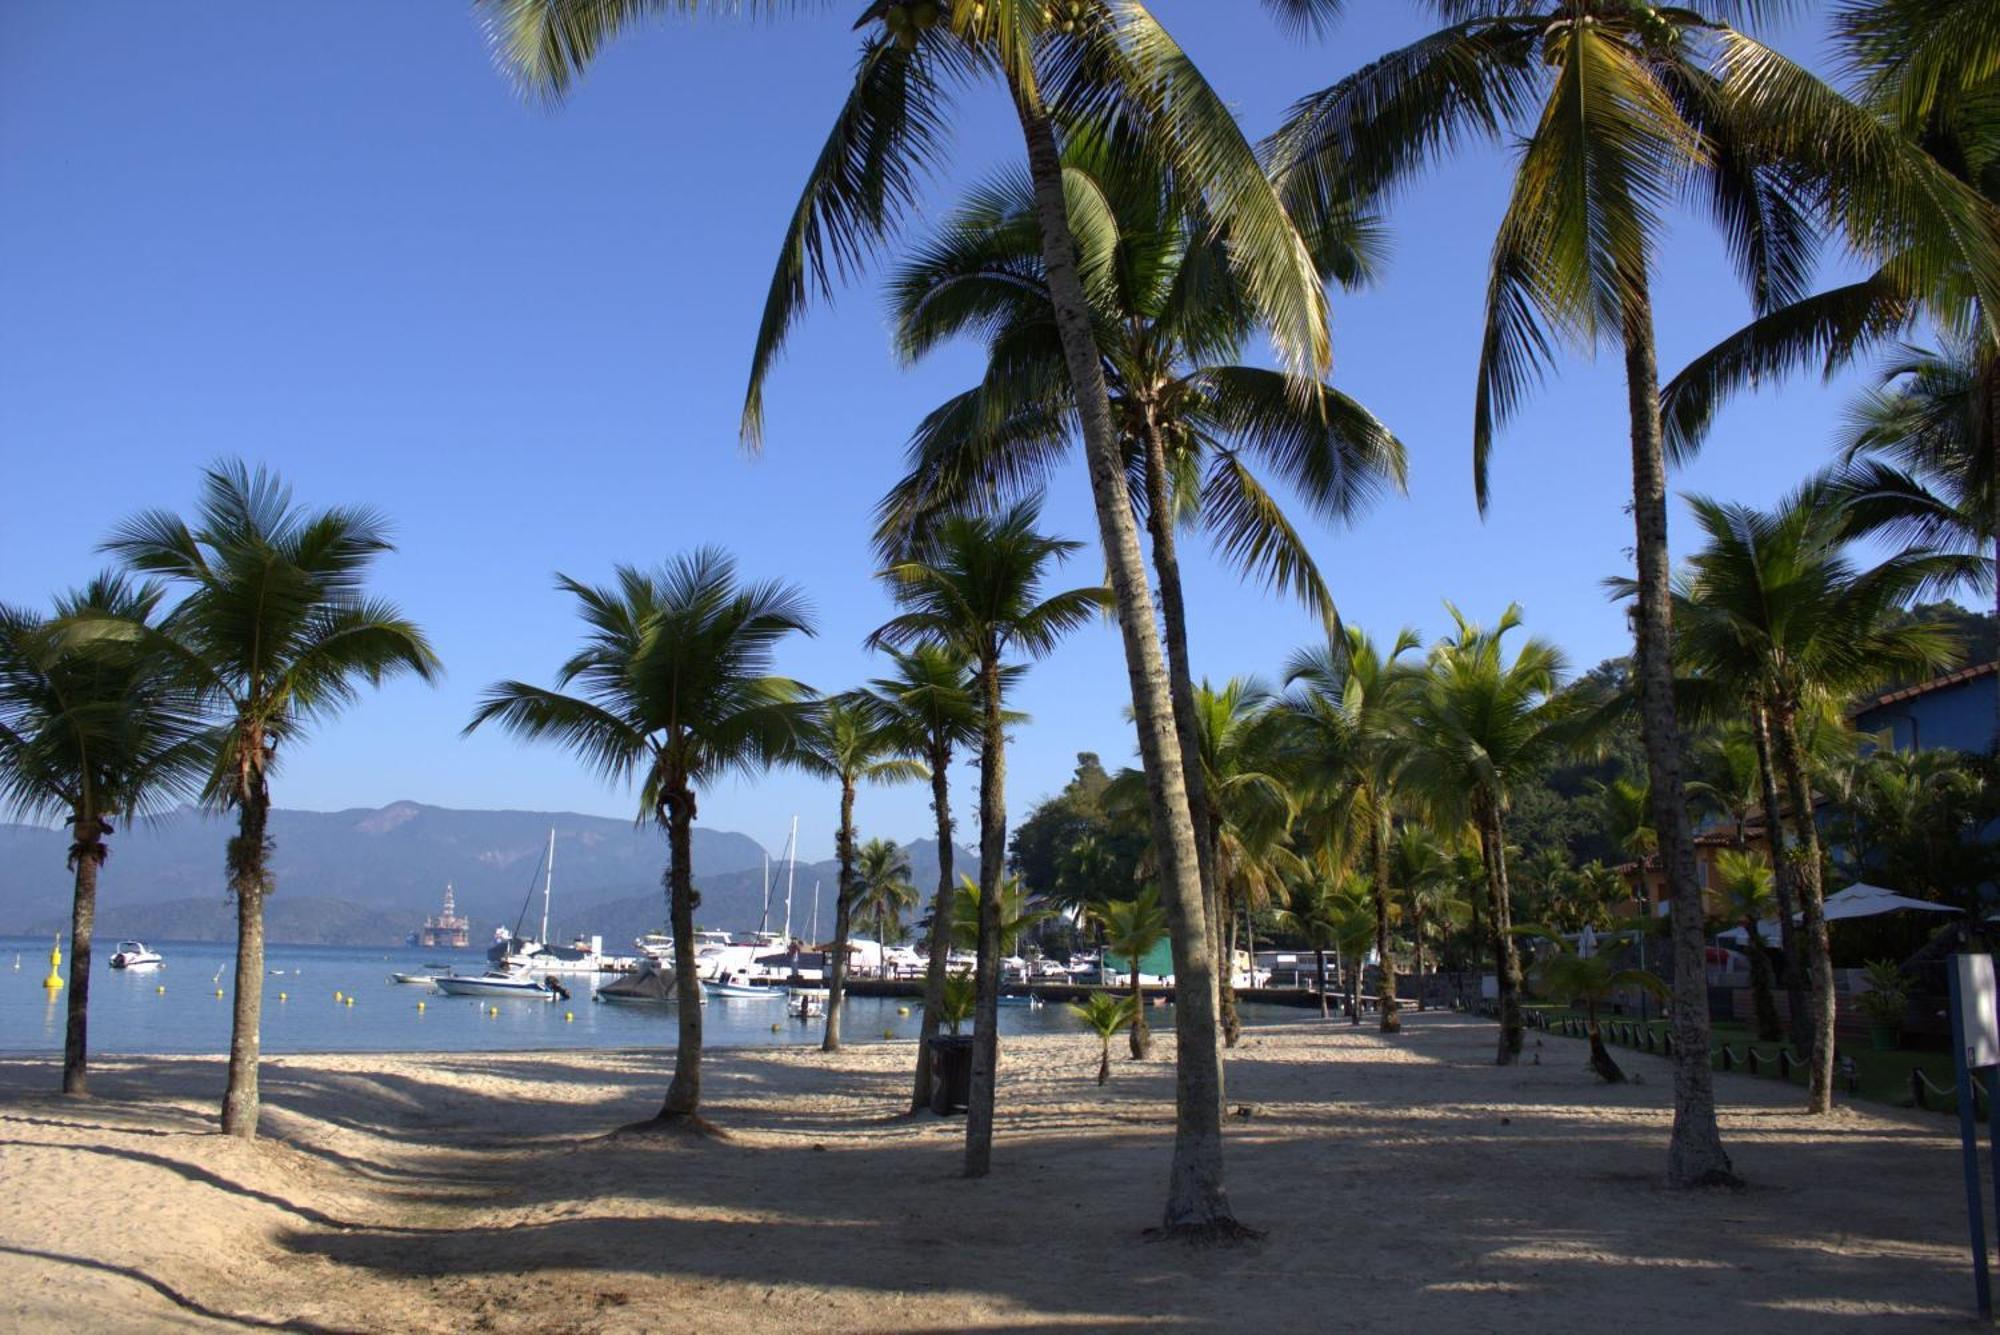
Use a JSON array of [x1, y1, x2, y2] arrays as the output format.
[[1522, 1003, 1970, 1115]]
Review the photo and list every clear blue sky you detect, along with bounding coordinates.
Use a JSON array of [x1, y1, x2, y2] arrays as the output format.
[[1, 3, 1873, 863]]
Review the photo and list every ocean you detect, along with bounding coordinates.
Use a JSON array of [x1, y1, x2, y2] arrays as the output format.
[[0, 936, 1236, 1057]]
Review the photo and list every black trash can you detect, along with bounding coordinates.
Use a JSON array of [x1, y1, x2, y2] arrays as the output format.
[[929, 1034, 974, 1115]]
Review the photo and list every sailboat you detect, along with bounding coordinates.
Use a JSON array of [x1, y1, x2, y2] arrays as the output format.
[[487, 829, 627, 974]]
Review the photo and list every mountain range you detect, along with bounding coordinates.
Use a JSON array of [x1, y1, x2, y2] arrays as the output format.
[[3, 802, 970, 948]]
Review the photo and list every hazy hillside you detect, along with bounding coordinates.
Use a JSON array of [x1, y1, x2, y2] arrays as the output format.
[[6, 804, 970, 948], [4, 802, 767, 943]]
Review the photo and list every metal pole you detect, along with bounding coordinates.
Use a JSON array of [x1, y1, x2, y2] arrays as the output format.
[[541, 828, 554, 946], [782, 815, 798, 941], [1951, 962, 1993, 1320]]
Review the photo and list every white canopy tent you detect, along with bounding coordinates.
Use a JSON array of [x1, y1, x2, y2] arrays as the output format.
[[1717, 881, 1960, 945]]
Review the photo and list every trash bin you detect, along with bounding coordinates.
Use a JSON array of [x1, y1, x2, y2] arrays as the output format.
[[928, 1034, 974, 1115]]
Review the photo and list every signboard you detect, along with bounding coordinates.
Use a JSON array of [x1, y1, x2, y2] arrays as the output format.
[[1960, 954, 2000, 1071]]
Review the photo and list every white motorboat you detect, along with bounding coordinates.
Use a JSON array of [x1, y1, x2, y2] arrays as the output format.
[[109, 941, 163, 970], [433, 967, 557, 1001], [704, 969, 786, 1000], [788, 987, 827, 1020], [388, 971, 438, 986]]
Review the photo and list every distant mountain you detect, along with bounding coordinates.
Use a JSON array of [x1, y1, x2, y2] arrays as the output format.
[[6, 803, 972, 948], [4, 802, 767, 945]]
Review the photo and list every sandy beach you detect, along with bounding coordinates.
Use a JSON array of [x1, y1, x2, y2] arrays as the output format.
[[0, 1012, 1973, 1332]]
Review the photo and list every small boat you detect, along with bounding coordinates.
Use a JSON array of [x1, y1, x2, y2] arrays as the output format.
[[597, 960, 684, 1006], [389, 971, 439, 986], [433, 967, 557, 1000], [704, 969, 786, 1000], [109, 941, 163, 970], [997, 993, 1045, 1009], [788, 987, 827, 1020]]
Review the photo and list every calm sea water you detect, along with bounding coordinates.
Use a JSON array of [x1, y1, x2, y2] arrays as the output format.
[[0, 936, 1244, 1056]]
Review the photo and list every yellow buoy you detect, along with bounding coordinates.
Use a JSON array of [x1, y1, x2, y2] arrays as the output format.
[[489, 1006, 499, 1017], [42, 936, 63, 991], [771, 1022, 782, 1032], [215, 988, 224, 998], [279, 992, 288, 1002], [896, 1006, 910, 1016], [345, 996, 354, 1007], [334, 990, 343, 1001], [156, 984, 166, 995], [564, 1010, 574, 1022], [883, 1028, 895, 1040], [416, 1000, 425, 1012]]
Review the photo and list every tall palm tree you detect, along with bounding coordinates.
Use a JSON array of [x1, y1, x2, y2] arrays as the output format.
[[870, 498, 1106, 1177], [796, 693, 926, 1051], [1281, 628, 1421, 1033], [1835, 337, 1999, 743], [106, 463, 438, 1139], [1591, 776, 1658, 861], [467, 551, 815, 1131], [876, 137, 1404, 1008], [1669, 483, 1964, 1111], [852, 837, 920, 975], [869, 642, 983, 1112], [1399, 607, 1594, 1067], [480, 0, 1331, 1234], [1271, 0, 1992, 1190], [0, 576, 208, 1096], [1714, 848, 1784, 1041], [1094, 886, 1170, 1056]]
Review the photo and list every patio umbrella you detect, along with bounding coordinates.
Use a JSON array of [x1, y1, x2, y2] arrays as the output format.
[[1816, 883, 1962, 922]]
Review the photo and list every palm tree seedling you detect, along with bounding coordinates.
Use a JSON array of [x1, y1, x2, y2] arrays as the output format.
[[1093, 886, 1170, 1057], [1071, 990, 1142, 1085], [1525, 932, 1670, 1083], [1713, 849, 1784, 1042]]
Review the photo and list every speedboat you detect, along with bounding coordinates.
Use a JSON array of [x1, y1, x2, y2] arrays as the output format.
[[389, 971, 439, 986], [433, 967, 558, 1001], [109, 941, 163, 970], [704, 969, 787, 1000]]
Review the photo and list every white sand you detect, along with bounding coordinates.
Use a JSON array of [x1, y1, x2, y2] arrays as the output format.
[[0, 1012, 1974, 1331]]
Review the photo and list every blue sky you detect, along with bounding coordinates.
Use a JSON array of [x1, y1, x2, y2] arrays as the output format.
[[1, 3, 1877, 863]]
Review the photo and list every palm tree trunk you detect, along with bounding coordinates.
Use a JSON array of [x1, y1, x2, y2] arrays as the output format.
[[1620, 279, 1733, 1186], [1749, 702, 1810, 1047], [1743, 915, 1784, 1042], [1480, 805, 1524, 1063], [1314, 947, 1328, 1019], [911, 742, 955, 1113], [220, 767, 270, 1139], [660, 787, 705, 1120], [1138, 412, 1231, 1051], [1129, 959, 1151, 1058], [1586, 999, 1626, 1083], [1412, 909, 1426, 1012], [823, 779, 857, 1053], [1373, 815, 1399, 1033], [62, 813, 106, 1097], [964, 654, 1007, 1178], [1771, 697, 1837, 1114], [1098, 1035, 1111, 1086], [1012, 92, 1233, 1233]]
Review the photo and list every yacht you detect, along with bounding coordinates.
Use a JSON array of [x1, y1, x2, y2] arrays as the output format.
[[704, 968, 787, 1000], [596, 959, 687, 1006], [109, 941, 163, 970], [433, 965, 559, 1000]]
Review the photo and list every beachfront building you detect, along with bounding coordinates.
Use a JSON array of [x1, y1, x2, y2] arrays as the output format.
[[1851, 661, 1998, 754]]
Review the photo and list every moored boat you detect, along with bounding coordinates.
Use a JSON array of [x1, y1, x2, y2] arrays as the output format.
[[704, 969, 786, 1000], [597, 959, 688, 1006], [433, 968, 557, 1000], [109, 941, 163, 970]]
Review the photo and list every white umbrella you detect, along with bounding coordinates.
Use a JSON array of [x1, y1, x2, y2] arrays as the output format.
[[1717, 920, 1783, 946], [1816, 882, 1961, 922]]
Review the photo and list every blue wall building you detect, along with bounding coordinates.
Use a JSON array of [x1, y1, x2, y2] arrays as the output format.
[[1852, 662, 1997, 755]]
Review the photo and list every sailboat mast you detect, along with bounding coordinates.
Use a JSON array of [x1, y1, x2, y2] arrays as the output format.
[[810, 879, 820, 943], [759, 852, 771, 935], [541, 827, 554, 944], [782, 815, 797, 941]]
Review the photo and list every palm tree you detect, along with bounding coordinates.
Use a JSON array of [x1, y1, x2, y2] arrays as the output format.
[[1270, 0, 1991, 1190], [1835, 338, 1999, 744], [1271, 873, 1345, 1020], [1591, 776, 1657, 862], [480, 0, 1330, 1235], [1070, 990, 1142, 1085], [467, 550, 815, 1131], [1714, 848, 1784, 1041], [1669, 483, 1964, 1111], [1399, 606, 1594, 1067], [0, 576, 208, 1096], [852, 837, 920, 976], [871, 498, 1106, 1177], [868, 642, 982, 1112], [877, 138, 1404, 1016], [106, 463, 438, 1138], [1390, 825, 1460, 1010], [1280, 628, 1421, 1034], [950, 873, 1054, 955], [1093, 886, 1170, 1057], [1525, 932, 1669, 1083], [796, 693, 926, 1052]]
